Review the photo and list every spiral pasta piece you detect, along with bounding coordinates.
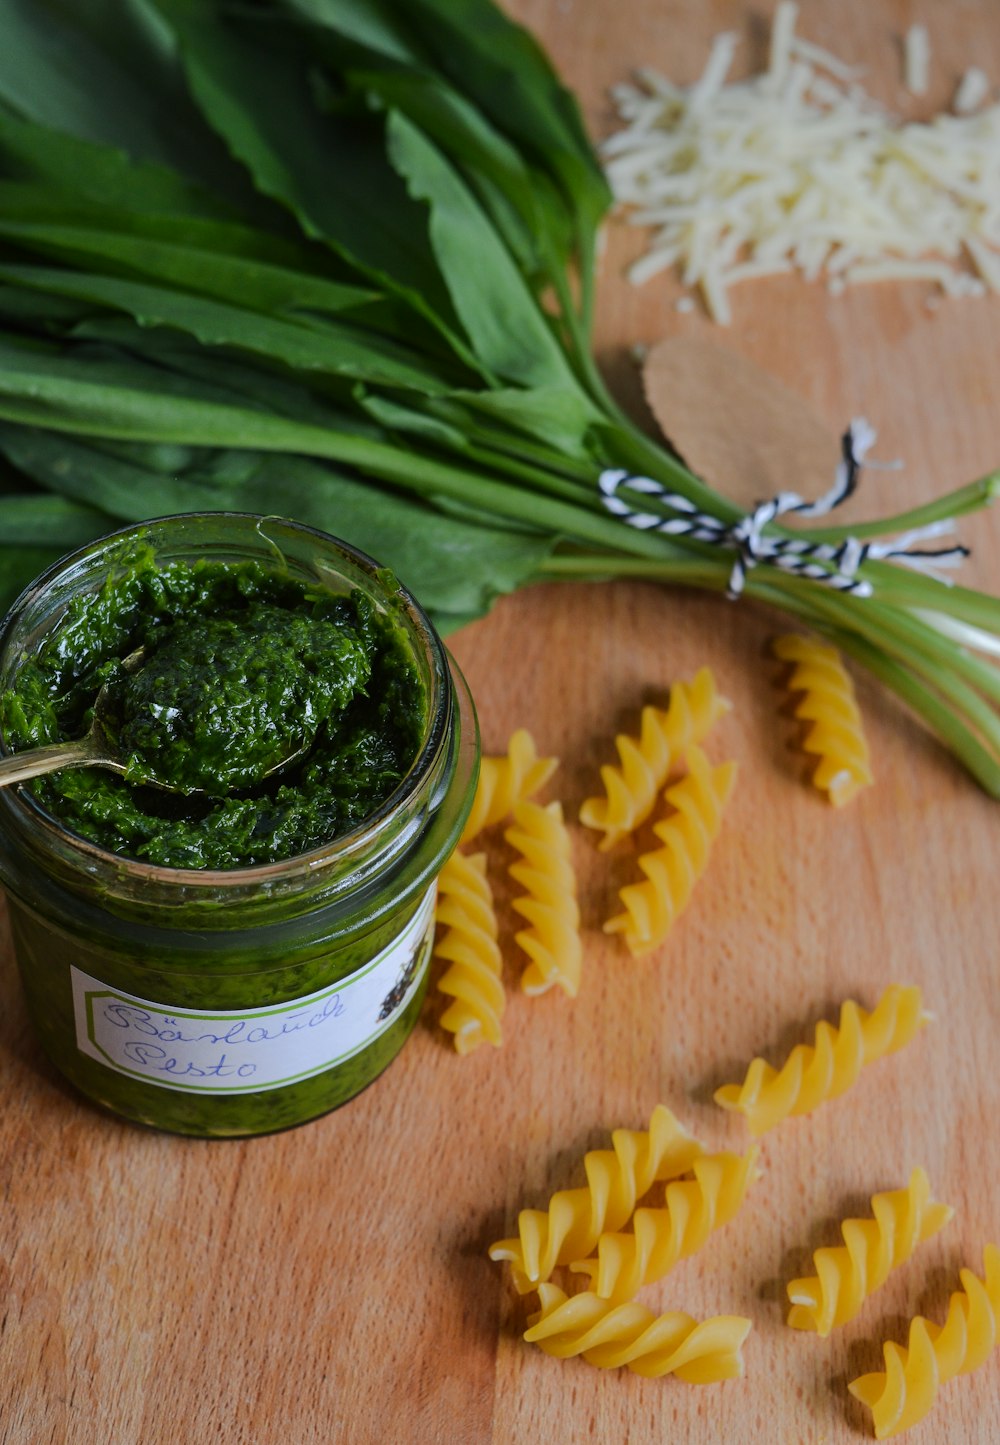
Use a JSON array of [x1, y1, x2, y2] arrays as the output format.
[[603, 745, 737, 957], [525, 1283, 752, 1382], [488, 1104, 704, 1294], [849, 1244, 1000, 1438], [580, 667, 731, 850], [571, 1146, 760, 1303], [786, 1168, 954, 1336], [460, 728, 558, 845], [772, 633, 873, 806], [505, 799, 581, 997], [433, 850, 504, 1055], [713, 984, 930, 1136]]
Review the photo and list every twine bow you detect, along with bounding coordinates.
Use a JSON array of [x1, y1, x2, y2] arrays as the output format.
[[599, 419, 970, 599]]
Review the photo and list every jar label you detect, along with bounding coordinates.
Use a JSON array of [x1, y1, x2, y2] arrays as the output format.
[[70, 886, 437, 1095]]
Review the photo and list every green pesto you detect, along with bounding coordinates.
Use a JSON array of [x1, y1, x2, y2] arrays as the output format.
[[0, 549, 426, 868], [8, 885, 433, 1136], [118, 604, 372, 794]]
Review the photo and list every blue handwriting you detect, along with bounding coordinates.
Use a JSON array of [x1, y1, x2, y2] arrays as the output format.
[[102, 992, 346, 1047]]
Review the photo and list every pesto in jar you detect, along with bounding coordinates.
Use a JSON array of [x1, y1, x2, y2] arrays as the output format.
[[0, 515, 477, 1139], [0, 547, 426, 869]]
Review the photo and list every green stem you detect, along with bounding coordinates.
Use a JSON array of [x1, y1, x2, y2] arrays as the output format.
[[596, 420, 747, 519], [766, 573, 1000, 709], [431, 420, 596, 484], [763, 576, 1000, 757], [541, 546, 1000, 790], [462, 441, 590, 502], [865, 564, 1000, 633], [803, 472, 1000, 543], [545, 546, 1000, 717], [305, 437, 675, 560], [578, 227, 597, 338], [548, 264, 609, 406], [744, 580, 1000, 796], [539, 550, 729, 588], [592, 427, 1000, 627]]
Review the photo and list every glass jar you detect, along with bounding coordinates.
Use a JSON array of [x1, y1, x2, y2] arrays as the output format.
[[0, 513, 478, 1137]]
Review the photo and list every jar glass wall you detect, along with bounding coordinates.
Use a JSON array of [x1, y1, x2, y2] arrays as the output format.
[[0, 514, 478, 1137]]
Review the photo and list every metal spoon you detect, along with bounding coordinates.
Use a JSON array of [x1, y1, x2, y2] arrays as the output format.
[[0, 648, 307, 795]]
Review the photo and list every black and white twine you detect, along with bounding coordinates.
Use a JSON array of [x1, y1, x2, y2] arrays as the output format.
[[599, 419, 970, 599]]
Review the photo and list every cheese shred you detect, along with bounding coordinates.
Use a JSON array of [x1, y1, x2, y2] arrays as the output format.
[[903, 24, 931, 96], [604, 6, 1000, 321]]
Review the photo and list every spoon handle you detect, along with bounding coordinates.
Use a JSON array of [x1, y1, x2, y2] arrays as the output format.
[[0, 736, 109, 789]]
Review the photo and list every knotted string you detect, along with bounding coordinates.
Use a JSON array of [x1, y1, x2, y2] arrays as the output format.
[[599, 419, 970, 599]]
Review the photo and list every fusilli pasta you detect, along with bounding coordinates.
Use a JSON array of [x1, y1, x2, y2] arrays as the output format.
[[461, 728, 558, 845], [603, 744, 737, 957], [714, 984, 930, 1136], [506, 799, 581, 997], [580, 667, 731, 850], [772, 633, 873, 806], [849, 1244, 1000, 1439], [525, 1282, 752, 1381], [488, 1104, 704, 1294], [571, 1146, 760, 1303], [433, 850, 504, 1055], [786, 1168, 954, 1336]]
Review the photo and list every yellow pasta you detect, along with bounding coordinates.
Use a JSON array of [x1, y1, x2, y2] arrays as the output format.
[[505, 799, 582, 997], [772, 632, 873, 806], [525, 1282, 752, 1382], [786, 1168, 954, 1336], [571, 1146, 760, 1304], [488, 1104, 703, 1294], [714, 984, 930, 1136], [460, 728, 558, 845], [603, 745, 737, 957], [433, 850, 504, 1055], [580, 667, 731, 850], [849, 1244, 1000, 1439]]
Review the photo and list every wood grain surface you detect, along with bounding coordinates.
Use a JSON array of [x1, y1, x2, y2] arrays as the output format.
[[3, 3, 1000, 1442]]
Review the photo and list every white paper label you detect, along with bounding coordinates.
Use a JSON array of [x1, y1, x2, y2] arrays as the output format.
[[70, 885, 436, 1095]]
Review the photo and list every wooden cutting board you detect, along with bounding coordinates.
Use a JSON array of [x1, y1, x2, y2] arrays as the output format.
[[2, 3, 1000, 1442]]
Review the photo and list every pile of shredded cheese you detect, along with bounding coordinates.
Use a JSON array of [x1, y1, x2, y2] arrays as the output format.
[[603, 2, 1000, 323]]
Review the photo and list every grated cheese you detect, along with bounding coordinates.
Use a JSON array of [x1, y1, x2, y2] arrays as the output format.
[[954, 67, 991, 114], [766, 0, 798, 89], [603, 8, 1000, 322], [903, 24, 931, 95]]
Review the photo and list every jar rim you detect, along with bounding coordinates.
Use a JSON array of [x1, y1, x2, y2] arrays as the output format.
[[0, 511, 452, 892]]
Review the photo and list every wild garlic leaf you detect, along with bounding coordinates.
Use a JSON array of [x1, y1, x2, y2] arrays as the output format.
[[61, 326, 390, 441], [0, 265, 460, 395], [279, 0, 583, 292], [349, 68, 556, 282], [0, 283, 93, 333], [280, 0, 427, 68], [0, 112, 239, 222], [0, 0, 181, 161], [444, 387, 599, 460], [282, 1, 570, 275], [0, 332, 365, 454], [355, 394, 472, 454], [385, 110, 576, 392], [153, 0, 472, 353], [0, 492, 112, 548], [0, 429, 554, 629], [0, 544, 67, 614], [398, 0, 611, 240], [0, 0, 256, 211], [0, 201, 388, 328]]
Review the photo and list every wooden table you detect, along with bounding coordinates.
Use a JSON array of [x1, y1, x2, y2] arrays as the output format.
[[3, 3, 1000, 1441]]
